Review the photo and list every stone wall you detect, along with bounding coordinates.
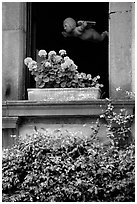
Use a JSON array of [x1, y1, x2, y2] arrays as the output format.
[[109, 2, 135, 98], [2, 2, 26, 100]]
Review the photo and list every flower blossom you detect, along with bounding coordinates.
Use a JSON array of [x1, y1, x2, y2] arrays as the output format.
[[24, 57, 32, 66], [38, 50, 47, 57], [28, 60, 37, 70], [81, 72, 86, 79], [59, 49, 67, 56], [64, 56, 70, 61], [87, 74, 92, 80], [61, 62, 67, 69], [54, 55, 62, 63], [48, 51, 56, 57], [44, 62, 51, 67], [64, 57, 74, 67], [116, 87, 121, 91], [96, 75, 100, 79]]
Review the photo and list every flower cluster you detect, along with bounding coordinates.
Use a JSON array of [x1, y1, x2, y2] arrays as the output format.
[[115, 87, 135, 99], [24, 49, 103, 89], [100, 99, 134, 148]]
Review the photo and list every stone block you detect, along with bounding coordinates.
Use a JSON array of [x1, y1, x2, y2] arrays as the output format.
[[109, 2, 132, 13], [2, 2, 26, 31]]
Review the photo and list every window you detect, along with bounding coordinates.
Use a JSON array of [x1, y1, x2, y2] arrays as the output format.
[[27, 2, 109, 98]]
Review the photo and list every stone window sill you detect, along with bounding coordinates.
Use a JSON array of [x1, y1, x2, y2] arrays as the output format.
[[3, 99, 135, 119]]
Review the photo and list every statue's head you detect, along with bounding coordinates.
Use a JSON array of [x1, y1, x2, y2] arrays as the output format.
[[63, 17, 76, 33]]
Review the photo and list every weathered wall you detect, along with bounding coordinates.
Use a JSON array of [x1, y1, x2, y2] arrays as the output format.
[[18, 117, 108, 142], [2, 2, 26, 100], [109, 2, 135, 98]]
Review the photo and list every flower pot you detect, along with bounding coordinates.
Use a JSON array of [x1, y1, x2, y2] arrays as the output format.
[[27, 87, 101, 101]]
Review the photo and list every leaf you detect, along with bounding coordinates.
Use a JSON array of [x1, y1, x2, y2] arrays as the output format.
[[43, 77, 49, 82], [61, 82, 66, 88]]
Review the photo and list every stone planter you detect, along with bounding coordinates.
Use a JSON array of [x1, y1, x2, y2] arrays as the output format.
[[27, 88, 101, 101]]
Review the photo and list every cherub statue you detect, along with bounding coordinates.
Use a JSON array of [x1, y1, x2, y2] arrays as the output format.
[[62, 17, 108, 42]]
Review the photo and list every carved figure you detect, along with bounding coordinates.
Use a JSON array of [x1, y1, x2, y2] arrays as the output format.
[[62, 17, 108, 42]]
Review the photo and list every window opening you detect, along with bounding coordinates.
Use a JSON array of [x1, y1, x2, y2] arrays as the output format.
[[29, 2, 109, 98]]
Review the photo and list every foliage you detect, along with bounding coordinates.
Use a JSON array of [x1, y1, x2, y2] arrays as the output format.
[[3, 125, 135, 202], [24, 49, 103, 89], [100, 98, 134, 149], [115, 87, 135, 99]]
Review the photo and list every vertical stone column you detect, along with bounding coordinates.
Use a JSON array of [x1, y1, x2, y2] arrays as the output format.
[[2, 2, 26, 100], [109, 2, 134, 98], [131, 3, 135, 94]]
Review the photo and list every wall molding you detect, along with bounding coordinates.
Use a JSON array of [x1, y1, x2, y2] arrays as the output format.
[[2, 100, 135, 119]]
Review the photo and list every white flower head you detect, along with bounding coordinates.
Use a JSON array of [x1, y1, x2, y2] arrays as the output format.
[[116, 87, 121, 91], [96, 75, 100, 79], [55, 55, 62, 63], [61, 62, 67, 69], [48, 51, 56, 57], [45, 62, 51, 67], [38, 50, 47, 57], [87, 74, 92, 80], [28, 60, 37, 70], [64, 56, 70, 61], [59, 49, 67, 56], [64, 56, 74, 67], [24, 57, 32, 66]]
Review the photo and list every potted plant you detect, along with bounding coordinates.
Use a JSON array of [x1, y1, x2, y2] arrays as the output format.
[[24, 49, 103, 101]]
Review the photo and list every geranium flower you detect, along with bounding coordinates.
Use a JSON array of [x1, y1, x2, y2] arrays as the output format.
[[24, 57, 32, 66], [96, 75, 100, 79], [38, 50, 47, 57], [64, 57, 74, 67], [48, 51, 56, 57], [44, 62, 51, 67], [64, 56, 70, 61], [28, 60, 37, 70], [87, 74, 92, 80], [59, 49, 67, 56], [54, 55, 62, 63], [116, 87, 121, 91], [61, 62, 67, 69]]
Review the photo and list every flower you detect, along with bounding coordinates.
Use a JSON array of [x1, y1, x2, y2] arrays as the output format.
[[44, 62, 51, 67], [54, 55, 62, 63], [116, 87, 121, 91], [38, 50, 47, 57], [64, 58, 74, 67], [48, 51, 56, 57], [59, 49, 67, 56], [28, 60, 37, 70], [24, 49, 103, 89], [87, 74, 92, 80], [96, 75, 100, 79], [24, 57, 32, 66]]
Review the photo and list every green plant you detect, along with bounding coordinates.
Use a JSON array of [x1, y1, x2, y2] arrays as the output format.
[[3, 125, 135, 202], [24, 49, 103, 89], [100, 98, 134, 148]]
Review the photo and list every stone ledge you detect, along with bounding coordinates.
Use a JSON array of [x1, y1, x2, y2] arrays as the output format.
[[2, 117, 19, 129], [2, 100, 135, 117]]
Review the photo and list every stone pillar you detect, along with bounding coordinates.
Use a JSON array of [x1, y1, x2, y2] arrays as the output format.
[[131, 3, 135, 93], [109, 2, 134, 98], [2, 2, 26, 100]]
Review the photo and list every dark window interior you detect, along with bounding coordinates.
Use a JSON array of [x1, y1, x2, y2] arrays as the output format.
[[28, 2, 109, 98]]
